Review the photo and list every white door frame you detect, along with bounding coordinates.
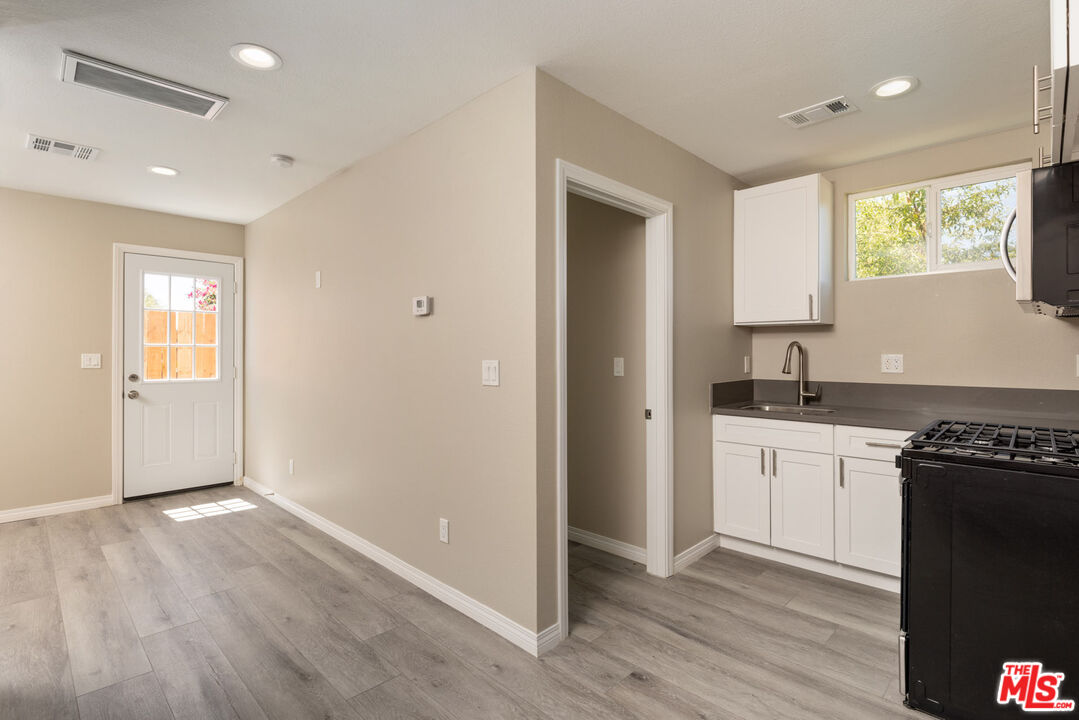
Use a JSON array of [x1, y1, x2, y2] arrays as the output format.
[[555, 160, 674, 641], [111, 244, 244, 505]]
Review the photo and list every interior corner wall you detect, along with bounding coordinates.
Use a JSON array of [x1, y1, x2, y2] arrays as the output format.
[[0, 188, 243, 511], [243, 72, 540, 631], [534, 70, 750, 629], [567, 194, 647, 549], [751, 127, 1079, 390]]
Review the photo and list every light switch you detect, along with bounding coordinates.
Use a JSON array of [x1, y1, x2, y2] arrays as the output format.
[[482, 360, 500, 387], [315, 271, 321, 288], [613, 357, 624, 377], [81, 353, 101, 369], [744, 355, 752, 374]]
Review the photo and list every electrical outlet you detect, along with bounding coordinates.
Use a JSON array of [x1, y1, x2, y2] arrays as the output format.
[[744, 355, 752, 374], [613, 357, 624, 377], [1075, 354, 1079, 377], [439, 518, 449, 543], [288, 459, 295, 475], [881, 354, 904, 374], [80, 353, 101, 369]]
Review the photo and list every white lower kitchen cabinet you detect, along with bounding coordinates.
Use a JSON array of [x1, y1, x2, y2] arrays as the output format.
[[835, 455, 902, 576], [713, 441, 770, 544], [713, 415, 909, 590], [770, 449, 834, 560]]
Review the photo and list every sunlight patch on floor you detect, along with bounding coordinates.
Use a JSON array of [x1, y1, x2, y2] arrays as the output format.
[[163, 498, 257, 522]]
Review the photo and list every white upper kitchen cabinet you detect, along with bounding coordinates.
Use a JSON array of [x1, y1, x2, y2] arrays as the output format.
[[733, 173, 833, 325]]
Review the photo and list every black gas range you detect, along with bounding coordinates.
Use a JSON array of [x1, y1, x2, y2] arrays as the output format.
[[899, 419, 1079, 719]]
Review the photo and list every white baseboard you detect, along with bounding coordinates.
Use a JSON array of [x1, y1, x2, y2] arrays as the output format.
[[0, 494, 114, 525], [568, 526, 646, 564], [717, 535, 900, 593], [242, 477, 554, 656], [673, 533, 719, 573]]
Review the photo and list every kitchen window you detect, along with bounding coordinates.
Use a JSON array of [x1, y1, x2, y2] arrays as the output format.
[[848, 163, 1028, 280]]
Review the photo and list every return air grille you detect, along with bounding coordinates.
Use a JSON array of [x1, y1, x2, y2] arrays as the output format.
[[779, 96, 859, 128], [61, 50, 228, 120], [26, 134, 100, 160]]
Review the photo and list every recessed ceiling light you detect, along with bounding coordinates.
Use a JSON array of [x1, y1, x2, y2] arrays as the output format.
[[229, 43, 282, 70], [871, 76, 919, 99], [148, 165, 179, 176]]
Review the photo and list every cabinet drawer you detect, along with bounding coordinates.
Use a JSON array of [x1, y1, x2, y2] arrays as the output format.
[[713, 414, 833, 454], [834, 425, 911, 462]]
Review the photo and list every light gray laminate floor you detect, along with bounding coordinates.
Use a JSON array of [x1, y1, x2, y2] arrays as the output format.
[[0, 484, 921, 719]]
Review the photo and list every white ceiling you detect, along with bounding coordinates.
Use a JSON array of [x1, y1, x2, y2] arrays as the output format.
[[0, 0, 1049, 224]]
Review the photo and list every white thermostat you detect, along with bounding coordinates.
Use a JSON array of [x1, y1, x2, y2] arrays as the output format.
[[412, 296, 432, 316]]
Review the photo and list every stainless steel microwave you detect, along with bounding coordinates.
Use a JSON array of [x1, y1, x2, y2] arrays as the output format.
[[1005, 161, 1079, 317]]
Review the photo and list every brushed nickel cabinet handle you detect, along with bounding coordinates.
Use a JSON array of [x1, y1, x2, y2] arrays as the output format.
[[865, 441, 903, 449], [771, 449, 777, 477], [760, 447, 765, 475], [839, 457, 845, 488]]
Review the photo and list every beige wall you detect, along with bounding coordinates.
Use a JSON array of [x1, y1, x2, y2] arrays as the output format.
[[243, 73, 540, 629], [535, 70, 750, 628], [567, 194, 646, 547], [752, 127, 1079, 389], [0, 188, 243, 511]]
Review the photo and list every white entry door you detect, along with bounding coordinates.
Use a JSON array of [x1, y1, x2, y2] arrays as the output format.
[[123, 253, 236, 498]]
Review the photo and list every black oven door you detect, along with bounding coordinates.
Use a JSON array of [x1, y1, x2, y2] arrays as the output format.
[[902, 458, 1079, 719]]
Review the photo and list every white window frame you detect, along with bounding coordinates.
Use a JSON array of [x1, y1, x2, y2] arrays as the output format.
[[848, 162, 1030, 281]]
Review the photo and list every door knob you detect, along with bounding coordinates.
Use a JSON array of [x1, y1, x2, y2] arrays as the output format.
[[128, 373, 140, 382], [127, 390, 140, 399]]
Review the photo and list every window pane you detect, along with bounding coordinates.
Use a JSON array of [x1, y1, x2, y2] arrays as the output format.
[[854, 187, 928, 278], [195, 278, 218, 312], [171, 312, 194, 344], [145, 346, 167, 380], [144, 310, 167, 344], [940, 177, 1017, 265], [171, 276, 194, 310], [196, 347, 217, 379], [195, 313, 217, 344], [144, 274, 168, 309], [171, 347, 193, 379]]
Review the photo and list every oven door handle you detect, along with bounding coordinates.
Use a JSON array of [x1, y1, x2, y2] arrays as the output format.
[[1000, 208, 1017, 281]]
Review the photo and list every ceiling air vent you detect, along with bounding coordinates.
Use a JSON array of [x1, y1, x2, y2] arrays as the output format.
[[60, 50, 229, 120], [26, 134, 100, 160], [779, 96, 859, 128]]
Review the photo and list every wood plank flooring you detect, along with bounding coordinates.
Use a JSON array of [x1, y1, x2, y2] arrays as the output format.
[[0, 485, 921, 719]]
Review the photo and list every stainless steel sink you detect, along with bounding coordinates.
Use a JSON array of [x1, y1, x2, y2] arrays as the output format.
[[739, 403, 837, 416]]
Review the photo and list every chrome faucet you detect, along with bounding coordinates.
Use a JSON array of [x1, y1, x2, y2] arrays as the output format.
[[781, 341, 822, 406]]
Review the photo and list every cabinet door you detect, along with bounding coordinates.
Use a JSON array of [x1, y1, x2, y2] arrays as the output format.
[[734, 176, 818, 324], [770, 448, 834, 560], [835, 456, 901, 576], [714, 442, 770, 544]]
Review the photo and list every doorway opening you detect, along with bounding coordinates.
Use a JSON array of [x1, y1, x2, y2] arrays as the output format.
[[111, 244, 244, 503], [555, 160, 674, 642]]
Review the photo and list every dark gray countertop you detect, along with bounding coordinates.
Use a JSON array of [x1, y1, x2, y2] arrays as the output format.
[[710, 380, 1079, 433], [709, 402, 1079, 433], [711, 402, 937, 432]]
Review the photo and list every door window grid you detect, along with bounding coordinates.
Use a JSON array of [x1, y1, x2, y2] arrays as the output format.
[[143, 274, 219, 382]]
